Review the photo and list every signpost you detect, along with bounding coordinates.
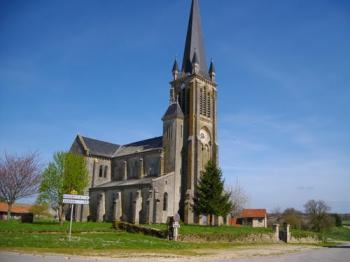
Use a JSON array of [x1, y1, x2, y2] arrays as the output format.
[[173, 213, 181, 241], [63, 193, 89, 241]]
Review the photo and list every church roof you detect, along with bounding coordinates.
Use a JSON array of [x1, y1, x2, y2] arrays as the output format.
[[114, 136, 163, 157], [80, 136, 120, 158], [182, 0, 208, 77], [162, 102, 184, 120], [76, 135, 162, 158]]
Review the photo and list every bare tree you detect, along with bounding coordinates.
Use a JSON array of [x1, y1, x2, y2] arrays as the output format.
[[282, 208, 302, 229], [0, 153, 41, 220], [304, 199, 334, 233], [229, 179, 248, 217]]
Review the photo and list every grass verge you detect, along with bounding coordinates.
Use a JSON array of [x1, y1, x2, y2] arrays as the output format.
[[325, 226, 350, 241], [0, 220, 266, 256]]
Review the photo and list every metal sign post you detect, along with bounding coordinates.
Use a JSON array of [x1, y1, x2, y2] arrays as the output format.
[[69, 204, 74, 241], [63, 194, 90, 241], [173, 213, 181, 241]]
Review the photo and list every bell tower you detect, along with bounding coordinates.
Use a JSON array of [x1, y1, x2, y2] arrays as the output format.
[[169, 0, 218, 224]]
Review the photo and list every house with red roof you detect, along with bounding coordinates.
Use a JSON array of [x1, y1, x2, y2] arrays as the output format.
[[0, 202, 33, 220], [236, 209, 267, 228]]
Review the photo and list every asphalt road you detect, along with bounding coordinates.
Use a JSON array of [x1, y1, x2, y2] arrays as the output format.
[[0, 245, 349, 262], [214, 245, 350, 262]]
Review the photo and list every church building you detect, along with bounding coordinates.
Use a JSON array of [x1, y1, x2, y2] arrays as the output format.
[[70, 0, 219, 224]]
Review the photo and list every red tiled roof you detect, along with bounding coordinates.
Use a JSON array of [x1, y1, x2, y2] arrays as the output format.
[[241, 209, 267, 218], [0, 202, 32, 214]]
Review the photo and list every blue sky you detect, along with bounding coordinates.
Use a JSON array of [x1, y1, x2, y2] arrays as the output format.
[[1, 0, 349, 213]]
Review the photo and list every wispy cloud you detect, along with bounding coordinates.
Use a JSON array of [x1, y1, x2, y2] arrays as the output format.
[[219, 110, 350, 212]]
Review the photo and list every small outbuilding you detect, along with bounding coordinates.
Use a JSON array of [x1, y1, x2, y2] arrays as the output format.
[[236, 209, 267, 228], [0, 202, 33, 220]]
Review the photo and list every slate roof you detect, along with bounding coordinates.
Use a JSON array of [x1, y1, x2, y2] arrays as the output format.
[[241, 209, 267, 218], [114, 136, 163, 157], [162, 103, 184, 120], [182, 0, 208, 77], [81, 136, 120, 158]]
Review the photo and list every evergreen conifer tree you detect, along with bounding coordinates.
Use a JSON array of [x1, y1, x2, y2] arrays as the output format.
[[193, 161, 232, 226]]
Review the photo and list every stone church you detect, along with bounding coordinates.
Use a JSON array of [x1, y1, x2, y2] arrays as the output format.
[[70, 0, 219, 224]]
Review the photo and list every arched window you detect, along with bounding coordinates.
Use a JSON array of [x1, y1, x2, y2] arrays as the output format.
[[99, 165, 103, 177], [163, 192, 168, 211]]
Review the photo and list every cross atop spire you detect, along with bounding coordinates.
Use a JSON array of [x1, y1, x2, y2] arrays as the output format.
[[182, 0, 208, 77]]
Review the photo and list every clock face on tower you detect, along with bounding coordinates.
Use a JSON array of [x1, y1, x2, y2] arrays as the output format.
[[199, 129, 210, 145]]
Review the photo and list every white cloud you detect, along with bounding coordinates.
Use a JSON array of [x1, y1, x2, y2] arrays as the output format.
[[219, 111, 350, 212]]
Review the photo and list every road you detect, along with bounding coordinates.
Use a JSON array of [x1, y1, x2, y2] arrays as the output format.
[[0, 245, 349, 262]]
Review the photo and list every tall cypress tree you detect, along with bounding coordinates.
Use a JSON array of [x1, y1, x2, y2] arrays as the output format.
[[193, 161, 232, 226]]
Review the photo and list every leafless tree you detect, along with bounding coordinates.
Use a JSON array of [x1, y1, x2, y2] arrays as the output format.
[[304, 199, 334, 233], [229, 179, 248, 217], [0, 153, 41, 220]]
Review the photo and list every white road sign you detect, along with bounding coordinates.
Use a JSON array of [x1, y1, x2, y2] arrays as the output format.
[[63, 199, 89, 205], [63, 194, 89, 200]]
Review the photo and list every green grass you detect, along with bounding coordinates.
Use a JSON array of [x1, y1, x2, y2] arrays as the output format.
[[0, 220, 115, 233], [342, 220, 350, 226], [325, 226, 350, 241], [0, 220, 250, 255], [2, 220, 332, 256]]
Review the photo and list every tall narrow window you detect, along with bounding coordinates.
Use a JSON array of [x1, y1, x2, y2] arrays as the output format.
[[104, 166, 108, 178], [203, 89, 206, 116], [163, 192, 168, 211], [207, 93, 211, 118], [182, 88, 186, 114], [99, 165, 103, 177], [200, 88, 203, 115]]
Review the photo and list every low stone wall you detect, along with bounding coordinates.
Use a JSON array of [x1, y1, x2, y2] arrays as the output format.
[[289, 236, 320, 244], [179, 232, 278, 243], [114, 222, 321, 244]]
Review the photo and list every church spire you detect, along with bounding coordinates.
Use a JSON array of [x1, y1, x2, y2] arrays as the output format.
[[182, 0, 208, 76]]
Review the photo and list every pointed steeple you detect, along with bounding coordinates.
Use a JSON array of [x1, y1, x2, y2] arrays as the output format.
[[209, 59, 216, 81], [209, 59, 215, 74], [172, 58, 179, 73], [182, 0, 208, 76], [192, 51, 200, 74]]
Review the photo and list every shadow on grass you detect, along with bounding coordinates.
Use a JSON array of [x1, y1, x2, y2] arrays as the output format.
[[33, 221, 60, 225]]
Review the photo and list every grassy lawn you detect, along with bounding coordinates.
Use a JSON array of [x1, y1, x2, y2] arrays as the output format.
[[325, 226, 350, 241], [342, 220, 350, 226], [0, 220, 114, 233], [0, 220, 249, 255], [2, 220, 340, 256]]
